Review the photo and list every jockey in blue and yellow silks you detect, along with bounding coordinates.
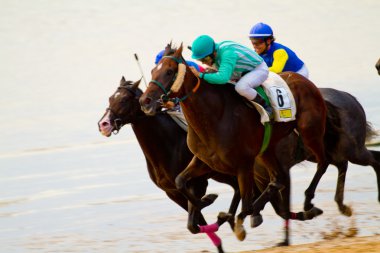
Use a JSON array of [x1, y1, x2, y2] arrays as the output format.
[[249, 23, 309, 79]]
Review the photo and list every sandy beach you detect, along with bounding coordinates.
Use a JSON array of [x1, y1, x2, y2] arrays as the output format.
[[240, 235, 380, 253]]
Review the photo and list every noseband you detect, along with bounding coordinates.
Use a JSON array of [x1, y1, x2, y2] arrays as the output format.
[[150, 55, 200, 104]]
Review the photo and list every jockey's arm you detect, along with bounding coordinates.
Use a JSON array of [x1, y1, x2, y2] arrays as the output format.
[[269, 48, 288, 73], [202, 49, 237, 84]]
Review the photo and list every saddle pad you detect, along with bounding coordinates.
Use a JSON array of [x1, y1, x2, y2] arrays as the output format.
[[167, 108, 188, 132], [262, 72, 297, 122]]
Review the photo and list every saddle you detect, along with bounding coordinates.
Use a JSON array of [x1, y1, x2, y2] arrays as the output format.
[[251, 72, 297, 124]]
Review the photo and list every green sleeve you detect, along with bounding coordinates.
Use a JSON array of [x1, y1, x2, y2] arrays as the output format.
[[203, 49, 237, 84]]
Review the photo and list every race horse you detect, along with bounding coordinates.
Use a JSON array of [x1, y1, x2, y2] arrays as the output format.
[[282, 88, 380, 216], [98, 78, 241, 253], [98, 77, 331, 249], [139, 44, 329, 242]]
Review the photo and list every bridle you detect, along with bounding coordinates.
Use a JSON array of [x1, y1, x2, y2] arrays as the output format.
[[150, 55, 200, 105], [102, 85, 139, 135], [102, 85, 167, 135]]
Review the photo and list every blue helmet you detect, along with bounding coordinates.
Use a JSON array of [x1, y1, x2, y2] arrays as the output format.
[[191, 35, 215, 60], [249, 23, 273, 39], [155, 50, 165, 64]]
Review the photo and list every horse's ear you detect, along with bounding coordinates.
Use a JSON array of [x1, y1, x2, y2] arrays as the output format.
[[165, 40, 172, 51], [132, 78, 142, 89], [120, 76, 126, 85], [174, 43, 183, 57]]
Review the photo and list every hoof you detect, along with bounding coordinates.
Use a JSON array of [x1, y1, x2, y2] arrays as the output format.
[[234, 225, 246, 241], [304, 207, 323, 220], [200, 194, 218, 208], [311, 206, 323, 216], [340, 205, 353, 217], [250, 214, 263, 228], [276, 240, 289, 247], [217, 212, 233, 226], [234, 219, 246, 241]]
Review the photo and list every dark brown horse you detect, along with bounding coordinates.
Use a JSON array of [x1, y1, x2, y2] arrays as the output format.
[[278, 88, 380, 216], [98, 78, 240, 253], [376, 57, 380, 75], [139, 44, 328, 242]]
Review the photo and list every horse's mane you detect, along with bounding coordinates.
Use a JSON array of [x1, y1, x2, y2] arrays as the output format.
[[164, 43, 248, 106]]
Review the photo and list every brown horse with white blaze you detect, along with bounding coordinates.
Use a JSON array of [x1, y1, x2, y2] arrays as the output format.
[[139, 44, 328, 242]]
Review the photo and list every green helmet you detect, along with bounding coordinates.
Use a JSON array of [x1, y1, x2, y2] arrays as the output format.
[[191, 35, 215, 59]]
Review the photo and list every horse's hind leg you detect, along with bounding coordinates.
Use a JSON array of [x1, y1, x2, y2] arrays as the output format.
[[349, 149, 380, 202], [334, 161, 352, 216], [370, 150, 380, 202]]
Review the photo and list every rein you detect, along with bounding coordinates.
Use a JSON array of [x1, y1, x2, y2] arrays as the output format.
[[150, 55, 201, 104]]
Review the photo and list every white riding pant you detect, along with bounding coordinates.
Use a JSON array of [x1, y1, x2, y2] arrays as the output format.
[[297, 64, 309, 79], [235, 61, 269, 100]]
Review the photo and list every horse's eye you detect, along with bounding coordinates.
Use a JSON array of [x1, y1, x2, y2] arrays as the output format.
[[167, 69, 174, 76]]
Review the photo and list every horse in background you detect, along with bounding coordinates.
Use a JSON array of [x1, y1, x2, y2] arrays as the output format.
[[376, 58, 380, 75], [277, 88, 380, 216], [140, 43, 328, 243], [98, 78, 240, 253]]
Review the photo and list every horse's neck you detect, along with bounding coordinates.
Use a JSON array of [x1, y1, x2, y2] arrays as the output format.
[[131, 113, 187, 160], [131, 113, 190, 182]]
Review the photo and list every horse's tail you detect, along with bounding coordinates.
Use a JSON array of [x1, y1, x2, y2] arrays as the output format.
[[324, 100, 344, 151], [365, 121, 379, 143]]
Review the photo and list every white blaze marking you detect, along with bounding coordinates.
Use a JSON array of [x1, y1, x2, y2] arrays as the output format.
[[157, 63, 162, 70], [114, 92, 120, 99]]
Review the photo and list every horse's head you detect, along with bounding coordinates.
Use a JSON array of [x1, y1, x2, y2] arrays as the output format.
[[98, 77, 143, 137], [140, 43, 186, 115]]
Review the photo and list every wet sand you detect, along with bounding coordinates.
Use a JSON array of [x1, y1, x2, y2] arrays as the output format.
[[240, 235, 380, 253], [1, 140, 379, 253]]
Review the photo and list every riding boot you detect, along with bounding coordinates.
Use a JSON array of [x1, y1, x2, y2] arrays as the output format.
[[252, 94, 273, 118]]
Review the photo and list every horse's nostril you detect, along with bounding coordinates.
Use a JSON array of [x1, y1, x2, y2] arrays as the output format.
[[101, 121, 109, 127]]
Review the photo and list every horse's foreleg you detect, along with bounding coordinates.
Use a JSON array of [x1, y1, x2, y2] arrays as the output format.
[[334, 161, 352, 216], [226, 186, 240, 231], [184, 172, 225, 252], [234, 169, 255, 241], [175, 156, 217, 210], [187, 201, 224, 252], [211, 174, 240, 231], [278, 219, 290, 246]]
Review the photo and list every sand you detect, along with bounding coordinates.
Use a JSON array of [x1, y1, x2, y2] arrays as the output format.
[[240, 235, 380, 253]]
